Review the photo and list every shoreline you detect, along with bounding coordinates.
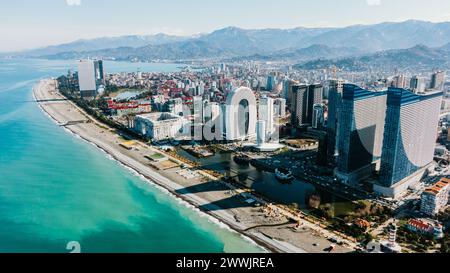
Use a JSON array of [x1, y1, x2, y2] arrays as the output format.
[[32, 79, 297, 253], [33, 79, 352, 253]]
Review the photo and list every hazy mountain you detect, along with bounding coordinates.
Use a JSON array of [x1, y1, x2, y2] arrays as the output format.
[[305, 20, 450, 52], [297, 43, 450, 71], [234, 44, 364, 62], [11, 34, 190, 57], [25, 20, 450, 61], [196, 26, 334, 54], [44, 40, 237, 61]]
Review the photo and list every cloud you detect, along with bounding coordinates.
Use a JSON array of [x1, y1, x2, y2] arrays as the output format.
[[66, 0, 81, 6], [366, 0, 381, 6]]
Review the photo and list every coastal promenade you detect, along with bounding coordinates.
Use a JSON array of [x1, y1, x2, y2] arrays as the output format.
[[33, 79, 352, 253]]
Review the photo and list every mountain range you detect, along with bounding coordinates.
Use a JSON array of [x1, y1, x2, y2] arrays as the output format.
[[296, 43, 450, 71], [6, 20, 450, 68], [10, 34, 190, 57]]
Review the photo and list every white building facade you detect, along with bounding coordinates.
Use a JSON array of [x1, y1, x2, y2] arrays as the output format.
[[224, 87, 257, 141], [134, 113, 185, 141]]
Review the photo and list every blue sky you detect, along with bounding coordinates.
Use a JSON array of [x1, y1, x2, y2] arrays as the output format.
[[1, 0, 450, 52]]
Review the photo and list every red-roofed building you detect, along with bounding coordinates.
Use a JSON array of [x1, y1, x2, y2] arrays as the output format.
[[107, 100, 151, 116], [406, 219, 444, 239]]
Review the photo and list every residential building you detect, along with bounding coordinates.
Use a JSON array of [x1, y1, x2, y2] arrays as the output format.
[[420, 178, 450, 216], [406, 219, 444, 239], [77, 60, 100, 98], [431, 71, 446, 91]]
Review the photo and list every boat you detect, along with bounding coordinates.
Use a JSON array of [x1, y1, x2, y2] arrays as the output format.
[[233, 154, 251, 165], [275, 168, 294, 182]]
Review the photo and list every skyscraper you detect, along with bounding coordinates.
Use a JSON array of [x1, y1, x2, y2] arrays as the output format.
[[256, 120, 267, 146], [94, 60, 105, 85], [193, 96, 204, 140], [392, 75, 407, 89], [430, 71, 446, 91], [282, 80, 291, 100], [266, 74, 277, 91], [77, 59, 105, 98], [77, 60, 97, 98], [336, 84, 387, 184], [291, 85, 308, 127], [376, 88, 443, 198], [224, 87, 257, 141], [307, 84, 324, 124], [291, 84, 323, 128], [259, 96, 275, 135], [327, 79, 344, 165], [410, 76, 425, 93], [274, 98, 286, 117]]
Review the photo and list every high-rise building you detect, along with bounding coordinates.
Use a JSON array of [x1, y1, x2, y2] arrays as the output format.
[[256, 120, 267, 146], [291, 85, 308, 127], [291, 84, 323, 128], [259, 96, 275, 136], [392, 75, 407, 89], [312, 103, 325, 129], [224, 87, 257, 141], [267, 74, 277, 91], [376, 88, 443, 197], [286, 80, 299, 106], [94, 60, 105, 86], [282, 80, 291, 100], [420, 178, 450, 216], [193, 96, 204, 139], [307, 84, 324, 124], [274, 98, 286, 117], [196, 81, 205, 96], [193, 96, 203, 121], [203, 101, 220, 123], [336, 84, 387, 184], [77, 59, 105, 98], [326, 79, 344, 166], [77, 60, 97, 98], [410, 76, 425, 93], [430, 71, 446, 91]]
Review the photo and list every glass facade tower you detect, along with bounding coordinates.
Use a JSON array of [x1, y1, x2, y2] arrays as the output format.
[[379, 88, 443, 187]]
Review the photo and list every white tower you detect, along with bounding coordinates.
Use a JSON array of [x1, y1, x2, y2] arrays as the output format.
[[259, 96, 275, 136], [256, 120, 267, 146]]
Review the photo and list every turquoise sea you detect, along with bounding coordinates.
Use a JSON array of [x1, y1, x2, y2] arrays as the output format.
[[0, 59, 264, 253]]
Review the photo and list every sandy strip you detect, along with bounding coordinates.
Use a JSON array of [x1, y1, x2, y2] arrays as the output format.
[[33, 79, 351, 253]]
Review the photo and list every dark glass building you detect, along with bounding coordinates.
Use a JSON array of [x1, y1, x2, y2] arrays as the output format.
[[326, 79, 344, 165], [291, 84, 323, 128], [377, 88, 443, 193], [336, 84, 387, 184]]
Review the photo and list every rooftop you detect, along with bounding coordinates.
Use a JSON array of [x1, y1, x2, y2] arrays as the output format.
[[136, 112, 182, 122], [423, 177, 450, 196]]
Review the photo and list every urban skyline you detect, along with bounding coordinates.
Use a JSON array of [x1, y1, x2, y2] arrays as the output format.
[[2, 0, 450, 259]]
